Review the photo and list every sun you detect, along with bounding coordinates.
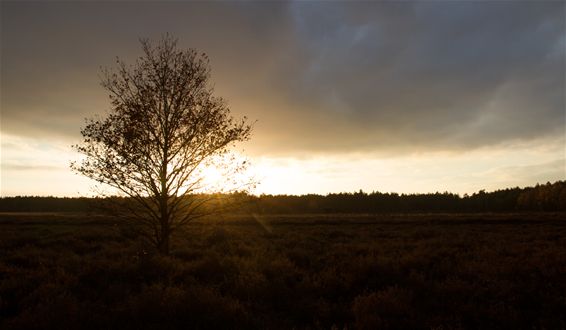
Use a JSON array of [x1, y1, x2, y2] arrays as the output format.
[[200, 165, 224, 190], [193, 153, 255, 194]]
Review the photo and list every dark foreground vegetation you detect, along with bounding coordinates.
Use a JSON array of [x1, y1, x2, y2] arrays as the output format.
[[0, 212, 565, 329], [1, 181, 565, 213]]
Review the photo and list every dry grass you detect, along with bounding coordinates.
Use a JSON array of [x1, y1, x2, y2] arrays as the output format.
[[0, 212, 565, 329]]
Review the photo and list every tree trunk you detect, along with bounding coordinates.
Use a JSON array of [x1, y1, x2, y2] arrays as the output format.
[[158, 195, 170, 255], [158, 222, 170, 255], [159, 149, 170, 255], [158, 189, 170, 255]]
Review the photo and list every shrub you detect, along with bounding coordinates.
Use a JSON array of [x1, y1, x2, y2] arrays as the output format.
[[352, 286, 415, 330]]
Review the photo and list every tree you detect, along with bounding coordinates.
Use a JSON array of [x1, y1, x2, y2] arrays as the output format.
[[72, 35, 253, 255]]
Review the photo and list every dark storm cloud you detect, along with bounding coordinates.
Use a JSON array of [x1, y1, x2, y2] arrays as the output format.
[[1, 1, 564, 155], [1, 1, 292, 140], [280, 1, 565, 152]]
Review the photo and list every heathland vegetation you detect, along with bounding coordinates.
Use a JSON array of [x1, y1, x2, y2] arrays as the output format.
[[0, 181, 565, 329], [0, 212, 564, 329]]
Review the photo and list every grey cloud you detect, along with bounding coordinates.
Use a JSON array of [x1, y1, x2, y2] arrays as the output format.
[[1, 1, 564, 155], [1, 1, 292, 141], [273, 1, 564, 153]]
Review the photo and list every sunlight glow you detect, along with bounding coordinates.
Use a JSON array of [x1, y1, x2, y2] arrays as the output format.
[[200, 165, 224, 189], [1, 133, 563, 197], [190, 153, 255, 194], [249, 139, 565, 196]]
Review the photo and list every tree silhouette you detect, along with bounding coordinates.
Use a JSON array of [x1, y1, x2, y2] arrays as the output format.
[[72, 35, 253, 254]]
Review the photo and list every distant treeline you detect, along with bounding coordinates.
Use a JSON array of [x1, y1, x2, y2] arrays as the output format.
[[1, 181, 565, 213], [0, 196, 94, 213], [254, 181, 566, 213]]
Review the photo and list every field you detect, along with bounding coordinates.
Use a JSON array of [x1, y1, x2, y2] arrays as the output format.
[[0, 212, 565, 329]]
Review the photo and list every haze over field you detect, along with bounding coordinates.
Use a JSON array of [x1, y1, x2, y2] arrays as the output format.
[[1, 1, 564, 196]]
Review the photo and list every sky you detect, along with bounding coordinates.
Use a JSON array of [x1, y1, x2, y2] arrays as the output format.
[[1, 1, 565, 197]]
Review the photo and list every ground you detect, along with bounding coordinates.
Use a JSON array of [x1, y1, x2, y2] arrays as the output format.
[[0, 212, 565, 329]]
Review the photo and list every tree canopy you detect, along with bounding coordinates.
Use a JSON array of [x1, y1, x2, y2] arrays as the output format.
[[72, 35, 253, 254]]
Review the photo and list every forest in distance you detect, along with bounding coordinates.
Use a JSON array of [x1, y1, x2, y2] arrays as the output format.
[[2, 180, 565, 213]]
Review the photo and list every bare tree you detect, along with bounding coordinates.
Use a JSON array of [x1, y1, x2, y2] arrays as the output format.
[[72, 35, 253, 255]]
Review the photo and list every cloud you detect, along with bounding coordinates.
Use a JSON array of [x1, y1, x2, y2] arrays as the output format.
[[272, 1, 564, 153], [486, 159, 565, 185], [1, 1, 564, 157], [1, 163, 61, 171]]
